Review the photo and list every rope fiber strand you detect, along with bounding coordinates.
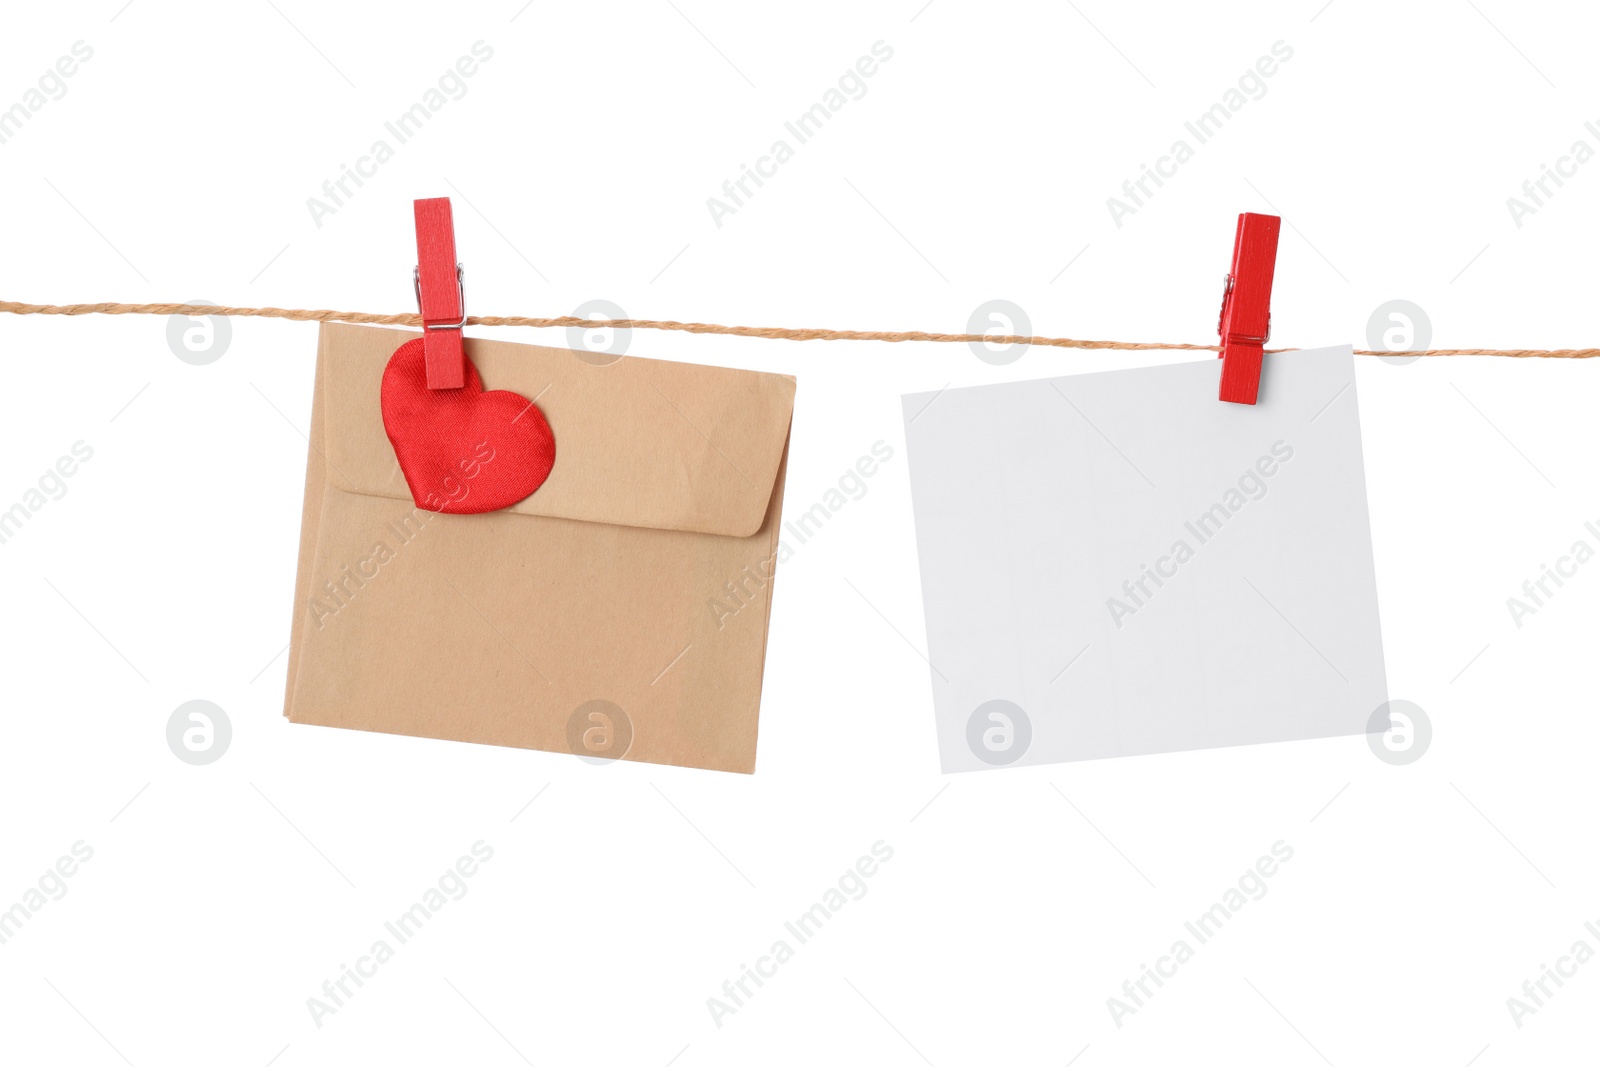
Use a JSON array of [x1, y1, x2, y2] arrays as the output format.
[[1, 300, 1596, 359]]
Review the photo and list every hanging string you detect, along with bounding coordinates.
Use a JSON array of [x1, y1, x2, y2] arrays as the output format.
[[2, 300, 1595, 358]]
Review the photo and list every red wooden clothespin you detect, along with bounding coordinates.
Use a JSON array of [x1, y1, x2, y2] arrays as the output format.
[[1216, 212, 1281, 405], [413, 197, 466, 390]]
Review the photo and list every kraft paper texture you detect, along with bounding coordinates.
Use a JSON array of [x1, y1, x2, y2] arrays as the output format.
[[284, 323, 795, 773]]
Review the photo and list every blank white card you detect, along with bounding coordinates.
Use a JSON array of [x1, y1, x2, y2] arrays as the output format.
[[902, 346, 1388, 771]]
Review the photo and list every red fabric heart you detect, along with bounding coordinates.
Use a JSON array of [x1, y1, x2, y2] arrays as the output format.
[[380, 338, 555, 515]]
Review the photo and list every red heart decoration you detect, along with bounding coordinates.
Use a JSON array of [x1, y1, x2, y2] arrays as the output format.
[[380, 338, 556, 515]]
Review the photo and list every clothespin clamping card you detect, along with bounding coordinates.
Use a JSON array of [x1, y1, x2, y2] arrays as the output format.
[[1216, 212, 1281, 405]]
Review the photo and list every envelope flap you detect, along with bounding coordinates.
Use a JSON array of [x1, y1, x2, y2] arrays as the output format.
[[320, 323, 795, 537]]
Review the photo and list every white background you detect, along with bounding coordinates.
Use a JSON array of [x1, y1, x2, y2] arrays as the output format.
[[1, 2, 1597, 1064]]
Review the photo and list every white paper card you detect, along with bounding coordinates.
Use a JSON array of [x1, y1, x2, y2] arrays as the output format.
[[902, 346, 1387, 771]]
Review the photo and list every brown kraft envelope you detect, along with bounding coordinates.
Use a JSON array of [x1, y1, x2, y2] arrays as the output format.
[[283, 323, 795, 773]]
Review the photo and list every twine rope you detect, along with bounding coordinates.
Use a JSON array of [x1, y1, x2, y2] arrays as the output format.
[[1, 300, 1595, 359]]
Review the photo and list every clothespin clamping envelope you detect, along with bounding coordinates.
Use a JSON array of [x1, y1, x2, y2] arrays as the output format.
[[413, 196, 466, 390], [282, 203, 796, 773]]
